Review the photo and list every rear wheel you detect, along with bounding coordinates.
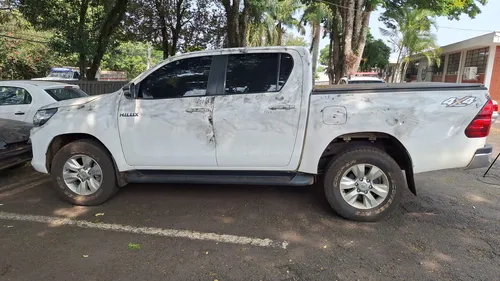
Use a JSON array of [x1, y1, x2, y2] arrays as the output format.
[[51, 139, 118, 205], [324, 146, 403, 221]]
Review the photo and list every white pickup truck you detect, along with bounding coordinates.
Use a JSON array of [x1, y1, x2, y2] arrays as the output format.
[[30, 47, 495, 221]]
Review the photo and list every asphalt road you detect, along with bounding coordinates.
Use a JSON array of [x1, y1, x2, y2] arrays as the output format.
[[1, 127, 500, 281]]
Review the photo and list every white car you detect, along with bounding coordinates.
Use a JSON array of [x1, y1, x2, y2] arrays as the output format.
[[338, 74, 385, 84], [30, 47, 494, 221], [0, 81, 88, 123]]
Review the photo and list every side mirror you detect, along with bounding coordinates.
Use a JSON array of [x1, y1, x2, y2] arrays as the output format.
[[123, 83, 138, 99]]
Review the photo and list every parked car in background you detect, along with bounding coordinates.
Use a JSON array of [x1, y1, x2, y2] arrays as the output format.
[[32, 67, 128, 81], [0, 118, 32, 171], [0, 81, 88, 123], [338, 72, 385, 84]]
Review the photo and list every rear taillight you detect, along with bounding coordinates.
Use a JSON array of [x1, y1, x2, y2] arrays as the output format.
[[493, 100, 498, 112], [465, 99, 494, 138]]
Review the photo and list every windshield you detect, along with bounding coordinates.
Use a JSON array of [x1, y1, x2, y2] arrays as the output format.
[[349, 80, 385, 84], [44, 87, 88, 101], [48, 71, 74, 79]]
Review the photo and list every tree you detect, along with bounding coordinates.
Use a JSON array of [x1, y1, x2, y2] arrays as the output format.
[[282, 34, 308, 46], [269, 0, 304, 46], [219, 0, 253, 47], [360, 32, 391, 71], [101, 42, 163, 79], [380, 7, 440, 82], [19, 0, 129, 80], [0, 10, 74, 79], [319, 33, 391, 73], [246, 0, 304, 47], [305, 0, 487, 84], [124, 0, 225, 59], [301, 2, 331, 81]]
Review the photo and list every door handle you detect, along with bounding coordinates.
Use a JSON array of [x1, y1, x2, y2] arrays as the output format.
[[268, 104, 295, 110], [185, 107, 210, 113], [14, 111, 25, 115]]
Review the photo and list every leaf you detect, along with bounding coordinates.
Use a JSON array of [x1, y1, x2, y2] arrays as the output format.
[[95, 213, 105, 217], [128, 243, 141, 250]]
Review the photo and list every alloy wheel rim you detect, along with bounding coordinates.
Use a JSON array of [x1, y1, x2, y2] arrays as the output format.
[[339, 163, 389, 210], [62, 155, 103, 195]]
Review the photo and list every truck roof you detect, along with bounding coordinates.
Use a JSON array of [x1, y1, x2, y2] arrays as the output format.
[[314, 82, 487, 93]]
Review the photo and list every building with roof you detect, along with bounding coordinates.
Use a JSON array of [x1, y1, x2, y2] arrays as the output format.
[[408, 31, 500, 101]]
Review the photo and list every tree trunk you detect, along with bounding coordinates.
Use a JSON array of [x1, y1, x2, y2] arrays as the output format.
[[352, 0, 364, 49], [277, 22, 283, 46], [327, 27, 334, 84], [77, 0, 89, 80], [352, 11, 372, 72], [154, 0, 170, 59], [87, 0, 129, 80], [169, 0, 185, 56], [392, 46, 403, 83], [221, 0, 242, 47], [238, 0, 250, 47], [311, 22, 321, 84], [341, 0, 356, 76]]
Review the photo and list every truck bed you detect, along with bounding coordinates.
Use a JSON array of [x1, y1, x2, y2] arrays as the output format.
[[313, 83, 487, 94]]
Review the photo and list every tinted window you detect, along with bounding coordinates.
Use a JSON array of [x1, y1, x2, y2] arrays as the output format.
[[140, 56, 212, 99], [0, 86, 32, 105], [45, 88, 88, 101], [225, 53, 294, 94], [278, 54, 294, 91]]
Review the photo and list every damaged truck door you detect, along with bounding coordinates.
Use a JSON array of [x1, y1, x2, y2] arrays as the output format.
[[212, 52, 303, 168], [118, 55, 217, 167]]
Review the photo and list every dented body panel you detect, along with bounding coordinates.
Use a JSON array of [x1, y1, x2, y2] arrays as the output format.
[[299, 86, 490, 174]]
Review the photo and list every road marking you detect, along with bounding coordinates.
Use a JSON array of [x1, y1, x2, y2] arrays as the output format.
[[0, 179, 50, 199], [0, 211, 289, 249]]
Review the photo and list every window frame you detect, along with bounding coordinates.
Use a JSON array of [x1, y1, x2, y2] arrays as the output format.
[[464, 47, 489, 74], [0, 86, 33, 106], [212, 52, 295, 96], [136, 55, 216, 100], [447, 52, 461, 75]]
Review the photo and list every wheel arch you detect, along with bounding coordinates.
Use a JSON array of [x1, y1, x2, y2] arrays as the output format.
[[46, 133, 127, 187], [317, 132, 416, 195]]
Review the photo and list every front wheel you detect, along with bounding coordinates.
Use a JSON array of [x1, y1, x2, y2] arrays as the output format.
[[324, 146, 403, 222], [51, 139, 118, 206]]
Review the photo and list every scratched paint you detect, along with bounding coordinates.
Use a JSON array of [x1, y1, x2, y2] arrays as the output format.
[[299, 89, 489, 174]]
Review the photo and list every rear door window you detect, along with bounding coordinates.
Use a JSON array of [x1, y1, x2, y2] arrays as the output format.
[[45, 87, 88, 101], [224, 53, 294, 94], [0, 86, 32, 105]]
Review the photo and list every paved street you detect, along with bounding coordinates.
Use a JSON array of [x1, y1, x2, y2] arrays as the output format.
[[1, 127, 500, 281]]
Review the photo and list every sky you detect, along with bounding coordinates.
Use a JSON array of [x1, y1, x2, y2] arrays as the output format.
[[307, 0, 500, 62]]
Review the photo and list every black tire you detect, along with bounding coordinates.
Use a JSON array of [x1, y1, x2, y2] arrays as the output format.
[[51, 139, 118, 206], [324, 146, 403, 222]]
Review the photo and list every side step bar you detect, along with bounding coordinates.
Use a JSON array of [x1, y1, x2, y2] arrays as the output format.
[[125, 170, 315, 186]]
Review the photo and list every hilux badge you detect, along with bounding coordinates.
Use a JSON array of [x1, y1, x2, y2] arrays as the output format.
[[120, 113, 139, 117]]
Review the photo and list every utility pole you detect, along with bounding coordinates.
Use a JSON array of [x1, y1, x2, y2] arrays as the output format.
[[147, 43, 152, 69]]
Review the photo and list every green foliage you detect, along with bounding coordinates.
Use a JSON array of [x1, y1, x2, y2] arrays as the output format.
[[382, 0, 487, 25], [0, 11, 75, 79], [101, 42, 163, 79], [319, 44, 329, 66], [360, 33, 391, 70], [282, 34, 308, 46], [247, 0, 304, 46]]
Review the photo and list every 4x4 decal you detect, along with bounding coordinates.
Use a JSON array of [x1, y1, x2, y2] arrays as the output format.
[[442, 96, 476, 107]]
